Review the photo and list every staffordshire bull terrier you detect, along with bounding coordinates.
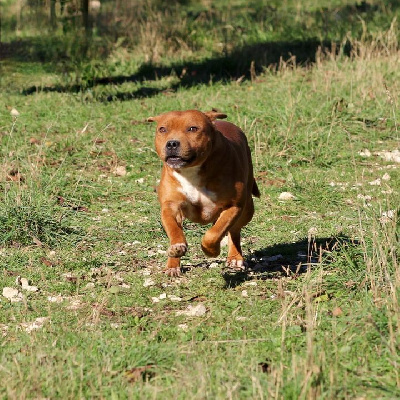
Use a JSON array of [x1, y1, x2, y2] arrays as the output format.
[[148, 110, 260, 276]]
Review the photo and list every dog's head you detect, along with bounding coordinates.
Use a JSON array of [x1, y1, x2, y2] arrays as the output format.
[[148, 110, 227, 169]]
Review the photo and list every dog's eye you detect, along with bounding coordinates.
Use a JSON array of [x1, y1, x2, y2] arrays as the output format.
[[159, 127, 167, 133], [188, 126, 198, 132]]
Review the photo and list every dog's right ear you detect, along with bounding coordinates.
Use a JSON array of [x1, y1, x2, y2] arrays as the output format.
[[204, 110, 227, 121], [147, 116, 159, 122]]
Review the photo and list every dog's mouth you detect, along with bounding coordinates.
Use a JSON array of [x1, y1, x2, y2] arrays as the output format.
[[165, 155, 195, 169]]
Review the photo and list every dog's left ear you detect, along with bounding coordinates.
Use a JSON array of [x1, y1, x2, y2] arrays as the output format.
[[204, 110, 227, 121]]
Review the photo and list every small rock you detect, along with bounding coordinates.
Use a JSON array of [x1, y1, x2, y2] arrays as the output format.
[[135, 178, 144, 184], [66, 298, 83, 310], [159, 293, 167, 299], [176, 303, 207, 317], [209, 262, 219, 268], [143, 278, 155, 287], [16, 276, 39, 292], [380, 210, 395, 224], [120, 283, 131, 289], [278, 192, 295, 201], [357, 194, 372, 201], [358, 149, 371, 157], [114, 166, 127, 176], [241, 290, 249, 297], [220, 236, 228, 247], [2, 287, 24, 302], [262, 254, 283, 262], [47, 295, 64, 303], [168, 295, 182, 302], [20, 317, 49, 333], [177, 323, 189, 331], [85, 282, 95, 289], [369, 178, 381, 186], [377, 149, 400, 163], [0, 324, 9, 337], [382, 173, 390, 181], [10, 108, 20, 117]]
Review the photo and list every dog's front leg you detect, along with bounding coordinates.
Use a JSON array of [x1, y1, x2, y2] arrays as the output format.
[[161, 202, 187, 276], [201, 206, 241, 258]]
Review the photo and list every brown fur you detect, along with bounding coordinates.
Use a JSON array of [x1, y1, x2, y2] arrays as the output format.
[[148, 110, 259, 276]]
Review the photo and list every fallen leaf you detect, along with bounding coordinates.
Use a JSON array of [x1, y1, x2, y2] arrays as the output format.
[[57, 196, 89, 212], [125, 365, 155, 383], [40, 257, 54, 267], [29, 137, 40, 145], [32, 236, 44, 247], [259, 360, 272, 374], [188, 295, 207, 302], [332, 307, 343, 317], [6, 169, 24, 182]]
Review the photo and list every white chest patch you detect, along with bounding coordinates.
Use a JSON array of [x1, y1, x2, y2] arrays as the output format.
[[172, 168, 217, 221]]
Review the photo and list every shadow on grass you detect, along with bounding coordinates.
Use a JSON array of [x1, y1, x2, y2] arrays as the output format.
[[19, 38, 341, 99], [18, 39, 340, 97], [222, 235, 355, 288]]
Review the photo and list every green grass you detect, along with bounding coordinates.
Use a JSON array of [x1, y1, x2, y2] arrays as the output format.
[[1, 1, 399, 399]]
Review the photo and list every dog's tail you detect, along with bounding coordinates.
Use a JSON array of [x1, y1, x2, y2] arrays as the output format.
[[252, 179, 261, 198]]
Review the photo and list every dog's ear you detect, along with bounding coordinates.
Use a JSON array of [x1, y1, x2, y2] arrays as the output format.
[[204, 110, 227, 121], [147, 116, 159, 122]]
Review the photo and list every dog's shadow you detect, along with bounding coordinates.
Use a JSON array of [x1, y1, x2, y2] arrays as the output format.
[[217, 235, 354, 288]]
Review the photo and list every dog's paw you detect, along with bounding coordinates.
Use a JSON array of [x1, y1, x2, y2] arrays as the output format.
[[163, 267, 181, 277], [201, 239, 221, 257], [168, 243, 187, 257], [226, 257, 247, 271]]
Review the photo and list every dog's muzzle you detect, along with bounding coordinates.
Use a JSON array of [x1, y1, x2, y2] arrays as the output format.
[[164, 140, 195, 169]]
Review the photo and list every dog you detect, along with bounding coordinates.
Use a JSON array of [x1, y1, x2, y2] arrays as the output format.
[[148, 110, 260, 276]]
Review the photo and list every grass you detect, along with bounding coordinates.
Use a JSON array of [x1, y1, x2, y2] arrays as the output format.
[[1, 0, 399, 398]]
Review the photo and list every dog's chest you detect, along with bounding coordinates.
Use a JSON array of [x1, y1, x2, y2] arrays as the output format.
[[172, 169, 218, 222]]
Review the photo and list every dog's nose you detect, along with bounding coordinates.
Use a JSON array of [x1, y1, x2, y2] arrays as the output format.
[[166, 140, 180, 150]]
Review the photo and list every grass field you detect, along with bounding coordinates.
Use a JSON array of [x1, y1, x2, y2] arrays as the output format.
[[0, 1, 399, 398]]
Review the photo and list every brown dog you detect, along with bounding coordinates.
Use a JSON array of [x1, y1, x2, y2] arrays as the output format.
[[148, 110, 260, 276]]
